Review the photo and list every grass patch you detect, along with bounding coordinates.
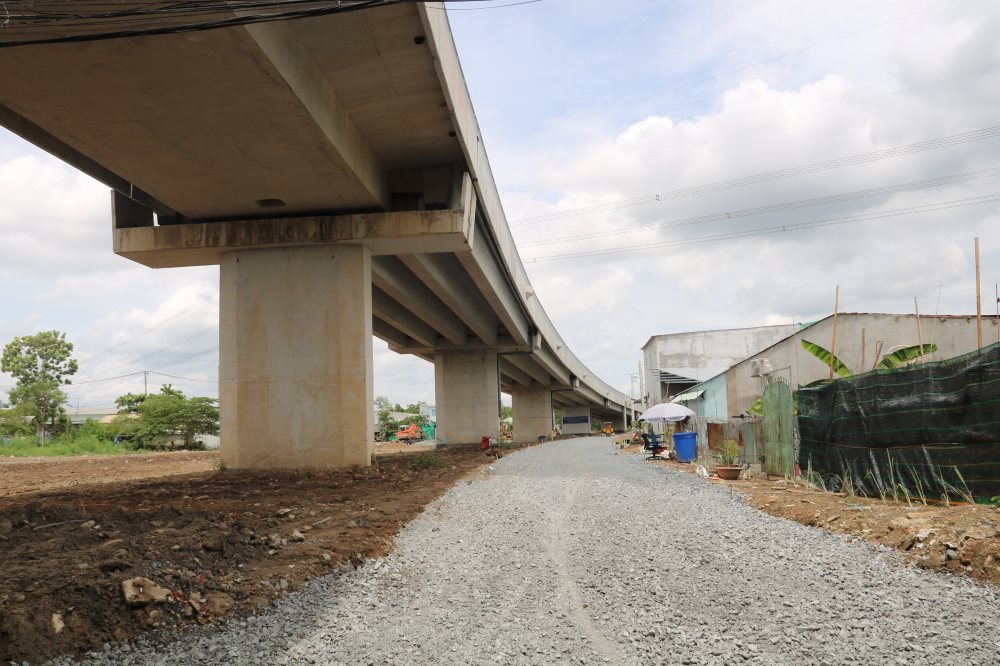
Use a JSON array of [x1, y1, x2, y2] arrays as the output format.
[[407, 453, 448, 471], [0, 435, 129, 458]]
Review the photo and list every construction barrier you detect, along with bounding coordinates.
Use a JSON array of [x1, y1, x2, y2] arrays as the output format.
[[798, 343, 1000, 501]]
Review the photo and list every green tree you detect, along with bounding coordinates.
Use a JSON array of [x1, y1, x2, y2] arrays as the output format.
[[115, 392, 147, 414], [0, 401, 35, 438], [1, 330, 78, 433], [399, 413, 429, 428], [7, 380, 67, 434], [1, 330, 79, 385], [131, 385, 219, 448]]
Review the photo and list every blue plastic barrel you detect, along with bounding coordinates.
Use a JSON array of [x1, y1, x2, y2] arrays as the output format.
[[673, 431, 697, 462]]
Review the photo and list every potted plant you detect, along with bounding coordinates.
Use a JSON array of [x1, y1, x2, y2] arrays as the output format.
[[716, 439, 742, 480]]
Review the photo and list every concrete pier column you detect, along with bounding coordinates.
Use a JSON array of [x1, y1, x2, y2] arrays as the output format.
[[511, 386, 552, 443], [434, 350, 499, 446], [219, 244, 373, 469]]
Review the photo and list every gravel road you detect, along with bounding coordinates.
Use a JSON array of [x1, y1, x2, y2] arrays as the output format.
[[66, 437, 999, 665]]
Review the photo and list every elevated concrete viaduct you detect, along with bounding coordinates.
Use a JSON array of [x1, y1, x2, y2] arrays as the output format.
[[0, 1, 632, 468]]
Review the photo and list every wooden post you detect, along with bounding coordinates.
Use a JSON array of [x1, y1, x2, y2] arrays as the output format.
[[861, 328, 866, 371], [829, 286, 840, 381], [914, 297, 924, 358], [975, 238, 983, 349]]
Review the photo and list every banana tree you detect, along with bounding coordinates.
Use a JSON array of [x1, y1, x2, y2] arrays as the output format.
[[800, 339, 853, 378], [875, 343, 938, 369], [799, 339, 938, 379]]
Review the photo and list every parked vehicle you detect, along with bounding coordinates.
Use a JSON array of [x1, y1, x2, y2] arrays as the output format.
[[395, 423, 424, 444], [601, 421, 614, 435]]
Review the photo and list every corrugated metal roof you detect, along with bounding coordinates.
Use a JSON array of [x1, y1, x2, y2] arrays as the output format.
[[672, 389, 705, 402]]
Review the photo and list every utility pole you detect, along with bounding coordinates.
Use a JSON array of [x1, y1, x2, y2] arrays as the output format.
[[626, 372, 638, 427], [637, 360, 645, 408], [143, 370, 149, 396]]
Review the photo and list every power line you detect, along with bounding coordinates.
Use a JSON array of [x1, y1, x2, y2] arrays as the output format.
[[428, 0, 541, 8], [67, 372, 145, 386], [148, 371, 218, 384], [77, 292, 217, 366], [100, 327, 217, 376], [70, 277, 206, 349], [0, 0, 521, 47], [512, 124, 1000, 226], [494, 0, 962, 143], [524, 192, 1000, 263], [519, 166, 1000, 248]]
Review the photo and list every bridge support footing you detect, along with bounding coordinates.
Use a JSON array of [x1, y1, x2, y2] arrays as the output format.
[[511, 386, 552, 443], [434, 350, 499, 446], [219, 244, 373, 469]]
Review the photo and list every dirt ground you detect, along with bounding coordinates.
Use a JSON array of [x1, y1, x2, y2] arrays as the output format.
[[0, 451, 219, 498], [0, 445, 498, 664], [622, 444, 1000, 587]]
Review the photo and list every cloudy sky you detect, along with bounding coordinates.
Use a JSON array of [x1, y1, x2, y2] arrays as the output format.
[[1, 0, 998, 412]]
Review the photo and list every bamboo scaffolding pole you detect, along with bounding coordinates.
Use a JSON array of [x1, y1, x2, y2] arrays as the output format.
[[975, 237, 983, 349], [914, 297, 924, 359], [829, 286, 840, 381], [861, 328, 866, 370]]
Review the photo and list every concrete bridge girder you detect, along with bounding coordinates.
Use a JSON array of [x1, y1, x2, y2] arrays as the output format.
[[372, 256, 468, 346], [398, 252, 500, 346], [456, 218, 531, 348], [499, 359, 534, 388], [505, 354, 552, 387], [372, 286, 440, 349]]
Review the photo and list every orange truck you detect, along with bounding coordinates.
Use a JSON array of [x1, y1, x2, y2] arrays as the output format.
[[395, 424, 424, 444]]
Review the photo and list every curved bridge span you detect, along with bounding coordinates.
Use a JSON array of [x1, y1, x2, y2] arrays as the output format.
[[0, 2, 631, 467]]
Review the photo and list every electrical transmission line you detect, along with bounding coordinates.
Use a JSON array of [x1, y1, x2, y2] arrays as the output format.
[[524, 192, 1000, 263], [512, 124, 1000, 226], [520, 166, 1000, 248]]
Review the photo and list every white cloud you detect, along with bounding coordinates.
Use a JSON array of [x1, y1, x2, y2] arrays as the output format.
[[484, 0, 1000, 392]]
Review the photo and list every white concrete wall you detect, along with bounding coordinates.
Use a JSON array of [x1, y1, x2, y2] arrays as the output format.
[[642, 324, 799, 403], [561, 405, 591, 435], [725, 313, 999, 416]]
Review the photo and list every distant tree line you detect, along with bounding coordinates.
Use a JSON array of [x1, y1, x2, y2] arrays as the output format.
[[0, 330, 218, 451], [374, 395, 430, 434]]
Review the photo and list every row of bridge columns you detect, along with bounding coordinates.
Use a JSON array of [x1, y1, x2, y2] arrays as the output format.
[[216, 244, 562, 470]]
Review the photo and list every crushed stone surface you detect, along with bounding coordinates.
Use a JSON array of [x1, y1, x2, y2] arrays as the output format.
[[60, 437, 1000, 665]]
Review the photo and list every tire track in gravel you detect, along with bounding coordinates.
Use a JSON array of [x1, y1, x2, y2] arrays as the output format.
[[541, 456, 622, 663]]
